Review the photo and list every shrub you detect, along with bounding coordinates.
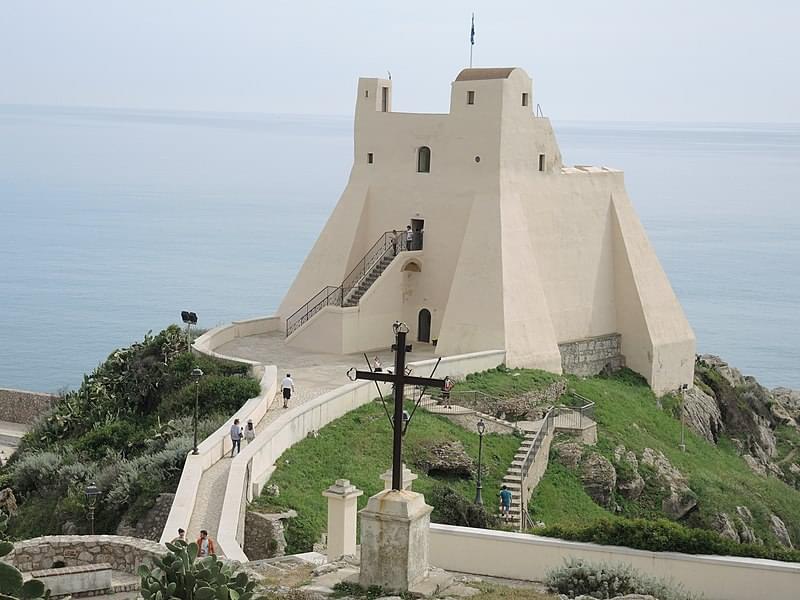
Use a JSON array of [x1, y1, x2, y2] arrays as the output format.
[[72, 420, 148, 460], [546, 557, 697, 600], [10, 452, 64, 497], [541, 518, 800, 563], [157, 375, 260, 418], [428, 484, 498, 529]]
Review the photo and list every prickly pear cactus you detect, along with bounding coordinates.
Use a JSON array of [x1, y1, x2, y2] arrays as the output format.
[[0, 513, 50, 600], [138, 541, 257, 600]]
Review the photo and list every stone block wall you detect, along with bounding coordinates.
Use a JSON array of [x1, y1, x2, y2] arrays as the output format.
[[558, 333, 624, 377], [243, 510, 293, 560], [0, 389, 56, 424], [8, 535, 167, 575]]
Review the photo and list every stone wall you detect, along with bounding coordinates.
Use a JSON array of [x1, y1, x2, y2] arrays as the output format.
[[441, 412, 516, 435], [8, 535, 167, 574], [243, 511, 293, 560], [0, 389, 56, 424], [558, 333, 624, 377], [117, 493, 175, 541]]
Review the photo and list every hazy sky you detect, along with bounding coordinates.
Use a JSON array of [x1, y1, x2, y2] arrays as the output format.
[[2, 1, 798, 122]]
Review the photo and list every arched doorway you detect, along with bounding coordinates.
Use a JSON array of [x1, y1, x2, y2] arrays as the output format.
[[417, 309, 431, 343]]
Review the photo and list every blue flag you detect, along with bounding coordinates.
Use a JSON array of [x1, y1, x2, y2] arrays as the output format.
[[470, 14, 475, 46]]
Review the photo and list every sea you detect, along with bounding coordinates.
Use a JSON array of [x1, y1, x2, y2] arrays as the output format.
[[0, 106, 798, 393]]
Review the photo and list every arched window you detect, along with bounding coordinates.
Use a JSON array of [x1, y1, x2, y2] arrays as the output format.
[[417, 146, 431, 173]]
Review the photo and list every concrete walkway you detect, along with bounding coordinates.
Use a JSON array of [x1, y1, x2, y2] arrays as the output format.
[[185, 332, 438, 554], [0, 420, 28, 462]]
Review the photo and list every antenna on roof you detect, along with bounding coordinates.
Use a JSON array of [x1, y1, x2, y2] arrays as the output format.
[[469, 13, 475, 68]]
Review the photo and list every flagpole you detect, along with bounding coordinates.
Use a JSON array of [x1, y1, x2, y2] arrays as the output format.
[[469, 13, 474, 68]]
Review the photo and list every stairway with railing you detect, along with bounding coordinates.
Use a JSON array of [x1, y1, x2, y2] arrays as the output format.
[[285, 230, 405, 336]]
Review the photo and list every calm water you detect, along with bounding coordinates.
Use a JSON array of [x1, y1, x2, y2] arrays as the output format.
[[0, 107, 798, 392]]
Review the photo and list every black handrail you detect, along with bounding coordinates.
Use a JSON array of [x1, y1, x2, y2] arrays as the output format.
[[285, 230, 405, 336]]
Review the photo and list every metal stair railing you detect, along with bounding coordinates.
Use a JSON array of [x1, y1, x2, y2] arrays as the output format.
[[285, 230, 404, 336]]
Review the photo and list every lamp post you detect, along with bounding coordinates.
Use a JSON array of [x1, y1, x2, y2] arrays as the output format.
[[679, 383, 688, 452], [85, 483, 101, 535], [475, 419, 486, 505], [181, 311, 198, 352], [191, 368, 204, 455]]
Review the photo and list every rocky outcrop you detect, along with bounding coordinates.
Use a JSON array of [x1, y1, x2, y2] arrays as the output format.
[[244, 509, 297, 559], [641, 448, 696, 520], [772, 387, 800, 426], [682, 386, 724, 443], [580, 453, 616, 509], [415, 440, 474, 477], [712, 512, 740, 542], [116, 492, 174, 541], [613, 445, 645, 501], [0, 488, 18, 515], [769, 514, 794, 549], [554, 441, 584, 469], [735, 506, 760, 545], [455, 379, 567, 421]]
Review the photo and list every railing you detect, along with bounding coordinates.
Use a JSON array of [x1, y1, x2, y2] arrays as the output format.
[[341, 230, 404, 303], [286, 286, 343, 336], [285, 229, 405, 336]]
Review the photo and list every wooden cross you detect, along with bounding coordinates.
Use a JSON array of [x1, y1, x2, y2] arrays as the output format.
[[351, 322, 447, 490]]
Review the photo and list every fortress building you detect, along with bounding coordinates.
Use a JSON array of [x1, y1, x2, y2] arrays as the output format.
[[277, 67, 695, 394]]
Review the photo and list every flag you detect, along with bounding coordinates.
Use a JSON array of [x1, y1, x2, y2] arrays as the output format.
[[470, 13, 475, 46]]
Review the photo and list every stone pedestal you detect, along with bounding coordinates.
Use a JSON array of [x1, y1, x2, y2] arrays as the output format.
[[322, 479, 363, 560], [379, 463, 418, 491], [358, 489, 432, 592]]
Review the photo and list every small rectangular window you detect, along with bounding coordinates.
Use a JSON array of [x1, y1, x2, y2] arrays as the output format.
[[381, 87, 389, 112], [538, 154, 546, 172], [367, 153, 374, 164], [467, 90, 475, 105], [522, 92, 529, 107], [365, 89, 369, 98]]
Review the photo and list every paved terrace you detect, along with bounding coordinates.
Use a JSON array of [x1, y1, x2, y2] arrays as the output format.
[[186, 331, 438, 552]]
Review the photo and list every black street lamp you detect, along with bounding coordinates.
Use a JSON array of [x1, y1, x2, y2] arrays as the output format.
[[85, 483, 101, 535], [191, 368, 204, 455], [181, 311, 198, 352], [475, 419, 486, 505]]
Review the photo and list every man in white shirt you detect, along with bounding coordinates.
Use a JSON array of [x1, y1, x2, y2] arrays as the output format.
[[405, 225, 413, 251], [282, 373, 295, 408]]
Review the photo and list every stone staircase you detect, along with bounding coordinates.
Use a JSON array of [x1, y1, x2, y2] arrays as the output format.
[[501, 431, 537, 526], [342, 253, 395, 307]]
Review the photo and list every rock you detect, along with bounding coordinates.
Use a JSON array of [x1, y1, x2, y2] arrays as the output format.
[[0, 488, 18, 515], [554, 441, 583, 469], [641, 448, 697, 519], [772, 387, 800, 423], [682, 386, 724, 443], [698, 355, 745, 387], [735, 506, 760, 545], [115, 493, 175, 541], [712, 512, 740, 543], [61, 520, 79, 535], [613, 445, 645, 501], [415, 440, 474, 477], [770, 514, 794, 549], [743, 454, 766, 476], [265, 483, 280, 497], [580, 452, 616, 508]]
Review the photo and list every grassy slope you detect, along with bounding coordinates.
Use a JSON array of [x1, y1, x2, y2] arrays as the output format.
[[252, 400, 520, 553], [528, 371, 800, 548]]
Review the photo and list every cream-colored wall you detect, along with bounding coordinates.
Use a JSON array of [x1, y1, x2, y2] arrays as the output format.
[[429, 525, 800, 600], [279, 67, 695, 393]]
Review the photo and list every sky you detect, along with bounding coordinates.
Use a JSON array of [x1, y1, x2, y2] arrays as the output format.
[[1, 1, 798, 122]]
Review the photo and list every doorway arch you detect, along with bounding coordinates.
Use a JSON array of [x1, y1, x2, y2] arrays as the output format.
[[417, 309, 432, 343]]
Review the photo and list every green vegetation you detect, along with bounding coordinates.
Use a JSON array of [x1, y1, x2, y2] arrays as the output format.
[[3, 326, 260, 538], [252, 400, 520, 553], [546, 557, 698, 600], [456, 365, 561, 398], [0, 512, 49, 599], [138, 541, 258, 600]]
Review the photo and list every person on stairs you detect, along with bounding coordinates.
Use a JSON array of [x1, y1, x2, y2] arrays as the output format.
[[499, 485, 513, 522], [197, 529, 215, 557]]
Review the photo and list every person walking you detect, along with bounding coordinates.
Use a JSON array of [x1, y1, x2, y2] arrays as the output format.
[[499, 485, 513, 522], [243, 419, 256, 444], [405, 225, 413, 251], [441, 375, 454, 409], [282, 373, 295, 408], [196, 530, 216, 557], [230, 418, 242, 457], [391, 229, 399, 256]]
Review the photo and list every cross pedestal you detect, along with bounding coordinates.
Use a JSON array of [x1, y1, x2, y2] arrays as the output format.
[[322, 479, 363, 560], [379, 463, 418, 491], [358, 489, 433, 592]]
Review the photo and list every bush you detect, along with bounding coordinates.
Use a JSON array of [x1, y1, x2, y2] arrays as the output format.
[[546, 557, 697, 600], [157, 375, 260, 418], [72, 420, 148, 460], [541, 518, 800, 563], [428, 484, 498, 529]]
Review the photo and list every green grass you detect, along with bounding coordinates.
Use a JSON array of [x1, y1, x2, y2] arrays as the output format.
[[252, 400, 521, 553], [523, 369, 800, 550], [456, 366, 562, 398]]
